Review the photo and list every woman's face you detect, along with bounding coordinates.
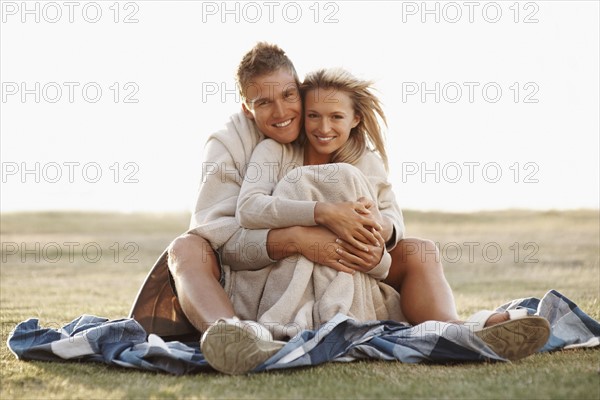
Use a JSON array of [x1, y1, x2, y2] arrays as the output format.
[[303, 88, 360, 164]]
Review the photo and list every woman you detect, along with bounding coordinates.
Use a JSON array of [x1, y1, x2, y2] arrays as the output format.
[[201, 68, 551, 374]]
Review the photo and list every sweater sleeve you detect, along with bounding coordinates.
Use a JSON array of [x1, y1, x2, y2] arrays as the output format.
[[236, 139, 317, 229], [188, 130, 274, 270], [356, 151, 405, 251], [367, 250, 391, 280], [188, 137, 241, 246], [219, 227, 275, 270]]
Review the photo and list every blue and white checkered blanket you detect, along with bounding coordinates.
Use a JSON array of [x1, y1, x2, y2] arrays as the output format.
[[7, 290, 599, 375]]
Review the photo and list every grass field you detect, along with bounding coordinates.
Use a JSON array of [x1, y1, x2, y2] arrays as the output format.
[[1, 210, 599, 399]]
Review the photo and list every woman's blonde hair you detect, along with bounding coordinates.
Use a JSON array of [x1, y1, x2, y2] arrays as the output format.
[[300, 68, 388, 170]]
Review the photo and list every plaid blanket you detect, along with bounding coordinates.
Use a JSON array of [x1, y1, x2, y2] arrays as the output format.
[[7, 290, 599, 375]]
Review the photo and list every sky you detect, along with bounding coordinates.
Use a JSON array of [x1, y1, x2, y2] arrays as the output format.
[[1, 0, 599, 213]]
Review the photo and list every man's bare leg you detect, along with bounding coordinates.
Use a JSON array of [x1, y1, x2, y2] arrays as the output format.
[[169, 233, 290, 374], [168, 233, 235, 332], [384, 238, 460, 324]]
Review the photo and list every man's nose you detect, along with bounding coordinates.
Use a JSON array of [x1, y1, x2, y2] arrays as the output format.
[[273, 99, 285, 117]]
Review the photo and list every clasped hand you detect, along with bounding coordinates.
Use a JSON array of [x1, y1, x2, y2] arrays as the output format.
[[310, 197, 387, 274]]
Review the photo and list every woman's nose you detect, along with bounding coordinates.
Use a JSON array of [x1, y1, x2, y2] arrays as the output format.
[[319, 119, 330, 133]]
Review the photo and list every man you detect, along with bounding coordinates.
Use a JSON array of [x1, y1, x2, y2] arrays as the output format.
[[130, 43, 544, 374]]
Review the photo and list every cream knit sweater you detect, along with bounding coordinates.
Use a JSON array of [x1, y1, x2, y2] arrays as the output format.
[[237, 138, 405, 251], [187, 111, 275, 270], [227, 139, 406, 337]]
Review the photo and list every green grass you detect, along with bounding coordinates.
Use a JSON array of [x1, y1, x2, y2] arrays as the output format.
[[1, 210, 599, 399]]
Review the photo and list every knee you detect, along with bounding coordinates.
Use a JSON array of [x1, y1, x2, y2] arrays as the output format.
[[168, 233, 208, 259], [412, 238, 438, 254], [167, 234, 215, 275], [391, 238, 441, 266]]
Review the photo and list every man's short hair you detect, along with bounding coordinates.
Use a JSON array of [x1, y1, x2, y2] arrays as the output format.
[[236, 42, 299, 104]]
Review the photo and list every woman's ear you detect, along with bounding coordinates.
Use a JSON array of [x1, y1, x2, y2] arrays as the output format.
[[352, 114, 361, 128], [242, 102, 255, 120]]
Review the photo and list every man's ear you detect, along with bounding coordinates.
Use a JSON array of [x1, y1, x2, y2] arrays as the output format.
[[242, 102, 255, 120]]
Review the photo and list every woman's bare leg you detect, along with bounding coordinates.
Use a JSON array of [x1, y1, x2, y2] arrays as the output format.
[[384, 238, 460, 324], [168, 234, 235, 332]]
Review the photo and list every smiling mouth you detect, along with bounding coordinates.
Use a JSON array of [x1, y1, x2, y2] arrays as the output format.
[[314, 135, 335, 143], [273, 119, 293, 128]]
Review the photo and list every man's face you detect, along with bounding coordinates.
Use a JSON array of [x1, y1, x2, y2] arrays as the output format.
[[242, 69, 302, 144]]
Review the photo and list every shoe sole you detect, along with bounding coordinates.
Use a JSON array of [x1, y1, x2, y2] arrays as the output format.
[[201, 321, 285, 374], [475, 316, 550, 361]]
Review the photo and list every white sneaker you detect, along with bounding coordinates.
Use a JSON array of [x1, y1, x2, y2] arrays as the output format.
[[200, 317, 286, 374], [468, 309, 551, 361]]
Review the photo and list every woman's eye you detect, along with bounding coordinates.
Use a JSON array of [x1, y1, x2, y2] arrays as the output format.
[[307, 113, 318, 118]]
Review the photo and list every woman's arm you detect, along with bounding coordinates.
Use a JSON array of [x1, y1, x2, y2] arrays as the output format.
[[323, 150, 405, 277], [236, 139, 317, 229], [236, 142, 400, 269], [228, 141, 380, 271]]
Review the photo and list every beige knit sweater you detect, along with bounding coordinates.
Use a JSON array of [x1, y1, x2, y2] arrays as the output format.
[[187, 111, 275, 270], [226, 139, 406, 338], [130, 113, 406, 337], [237, 138, 405, 251]]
